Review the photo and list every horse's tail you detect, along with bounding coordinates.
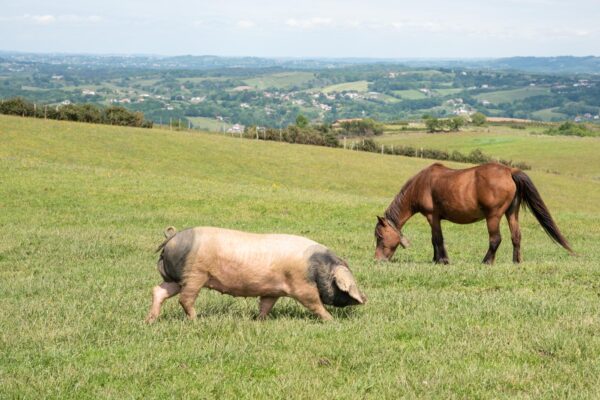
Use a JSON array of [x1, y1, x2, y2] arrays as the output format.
[[155, 226, 177, 253], [511, 170, 572, 253]]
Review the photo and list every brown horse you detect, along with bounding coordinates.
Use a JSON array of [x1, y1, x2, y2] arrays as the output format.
[[374, 162, 572, 264]]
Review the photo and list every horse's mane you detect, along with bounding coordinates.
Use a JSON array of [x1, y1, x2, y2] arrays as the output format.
[[384, 174, 418, 228], [375, 177, 415, 241]]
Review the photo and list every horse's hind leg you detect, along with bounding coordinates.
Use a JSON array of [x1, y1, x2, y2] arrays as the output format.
[[483, 215, 502, 264], [506, 209, 522, 263], [427, 214, 449, 264]]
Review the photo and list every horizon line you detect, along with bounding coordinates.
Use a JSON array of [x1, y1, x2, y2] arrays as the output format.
[[1, 49, 598, 60]]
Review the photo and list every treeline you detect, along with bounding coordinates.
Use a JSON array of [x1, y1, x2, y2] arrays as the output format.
[[541, 121, 599, 137], [336, 118, 384, 136], [423, 113, 486, 133], [243, 124, 338, 147], [241, 117, 530, 170], [0, 97, 153, 128], [352, 138, 531, 170]]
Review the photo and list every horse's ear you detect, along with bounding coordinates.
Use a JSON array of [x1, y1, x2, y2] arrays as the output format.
[[399, 236, 411, 248], [376, 216, 386, 225]]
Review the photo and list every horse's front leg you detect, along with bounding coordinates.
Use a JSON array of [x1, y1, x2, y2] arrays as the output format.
[[427, 214, 449, 264], [483, 215, 502, 264]]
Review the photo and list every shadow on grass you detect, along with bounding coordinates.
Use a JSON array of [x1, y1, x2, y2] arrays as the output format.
[[268, 302, 360, 321], [155, 296, 361, 322]]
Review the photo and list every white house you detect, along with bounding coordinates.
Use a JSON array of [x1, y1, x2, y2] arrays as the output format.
[[227, 124, 244, 134]]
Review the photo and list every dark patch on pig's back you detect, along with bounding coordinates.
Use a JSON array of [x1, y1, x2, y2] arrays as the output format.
[[157, 228, 196, 283], [307, 249, 357, 307]]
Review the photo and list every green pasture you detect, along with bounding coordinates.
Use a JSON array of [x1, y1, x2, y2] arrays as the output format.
[[391, 89, 427, 100], [474, 86, 551, 104], [531, 108, 568, 121], [432, 88, 464, 96], [321, 80, 369, 93], [187, 116, 233, 132], [376, 125, 600, 180], [1, 115, 599, 398], [176, 77, 231, 84], [243, 72, 316, 90]]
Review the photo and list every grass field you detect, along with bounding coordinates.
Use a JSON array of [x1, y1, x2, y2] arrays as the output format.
[[531, 108, 568, 121], [243, 72, 316, 90], [432, 88, 464, 96], [376, 125, 600, 180], [1, 115, 600, 398], [391, 89, 427, 100], [321, 80, 369, 93], [474, 87, 551, 104], [187, 116, 233, 132]]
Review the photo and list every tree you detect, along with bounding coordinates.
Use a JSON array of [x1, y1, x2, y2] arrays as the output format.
[[295, 114, 309, 128], [471, 112, 487, 126], [338, 118, 384, 136], [448, 116, 466, 131], [0, 97, 35, 116], [424, 116, 442, 133]]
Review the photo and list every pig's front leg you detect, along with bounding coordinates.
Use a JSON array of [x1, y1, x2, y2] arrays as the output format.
[[145, 281, 181, 323], [292, 285, 333, 321], [257, 296, 279, 320]]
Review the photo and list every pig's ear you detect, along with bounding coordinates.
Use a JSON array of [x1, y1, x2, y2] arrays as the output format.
[[333, 266, 365, 304]]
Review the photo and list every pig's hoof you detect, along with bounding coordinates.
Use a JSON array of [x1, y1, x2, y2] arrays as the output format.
[[145, 315, 157, 324]]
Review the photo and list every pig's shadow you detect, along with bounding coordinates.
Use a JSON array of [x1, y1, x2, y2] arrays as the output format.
[[157, 297, 359, 321], [175, 304, 357, 321], [266, 303, 358, 321]]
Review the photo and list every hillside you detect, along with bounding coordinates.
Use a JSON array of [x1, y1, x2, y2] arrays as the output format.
[[375, 124, 600, 180], [1, 115, 599, 398], [2, 53, 600, 128]]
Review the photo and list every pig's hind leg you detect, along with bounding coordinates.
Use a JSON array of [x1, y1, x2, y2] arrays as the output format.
[[179, 273, 209, 320], [257, 297, 279, 320], [145, 281, 181, 323]]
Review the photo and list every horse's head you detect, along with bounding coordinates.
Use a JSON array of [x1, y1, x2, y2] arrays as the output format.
[[374, 216, 410, 261]]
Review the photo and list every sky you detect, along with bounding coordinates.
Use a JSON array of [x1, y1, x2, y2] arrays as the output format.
[[1, 0, 599, 58]]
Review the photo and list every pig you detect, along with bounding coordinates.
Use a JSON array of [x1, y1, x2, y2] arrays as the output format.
[[145, 226, 366, 322]]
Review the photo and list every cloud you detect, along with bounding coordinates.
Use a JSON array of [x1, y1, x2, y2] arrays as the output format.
[[0, 14, 103, 25], [285, 17, 334, 29], [30, 15, 56, 24], [58, 15, 103, 23], [237, 20, 256, 29], [390, 20, 443, 32]]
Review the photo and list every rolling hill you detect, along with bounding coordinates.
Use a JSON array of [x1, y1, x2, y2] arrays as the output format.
[[1, 115, 599, 398]]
